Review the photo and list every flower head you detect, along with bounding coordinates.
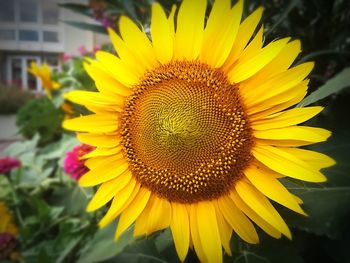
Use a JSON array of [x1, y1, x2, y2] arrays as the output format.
[[64, 144, 95, 181], [0, 157, 21, 175], [63, 0, 335, 262], [0, 202, 19, 261], [28, 62, 60, 98]]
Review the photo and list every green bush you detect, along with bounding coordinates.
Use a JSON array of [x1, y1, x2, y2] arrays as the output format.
[[16, 98, 63, 145], [0, 83, 35, 114]]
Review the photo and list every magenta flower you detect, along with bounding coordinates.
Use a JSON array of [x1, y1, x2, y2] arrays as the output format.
[[0, 232, 17, 260], [63, 144, 94, 181], [78, 45, 87, 56], [63, 53, 73, 62], [0, 157, 21, 175]]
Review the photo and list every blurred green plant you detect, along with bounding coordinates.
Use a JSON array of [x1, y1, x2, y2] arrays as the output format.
[[0, 84, 35, 114], [16, 98, 63, 146]]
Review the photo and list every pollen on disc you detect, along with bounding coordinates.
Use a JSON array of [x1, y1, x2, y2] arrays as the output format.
[[121, 61, 253, 203]]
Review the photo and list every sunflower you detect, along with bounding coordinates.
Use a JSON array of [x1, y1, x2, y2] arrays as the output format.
[[28, 62, 60, 98], [63, 0, 335, 262]]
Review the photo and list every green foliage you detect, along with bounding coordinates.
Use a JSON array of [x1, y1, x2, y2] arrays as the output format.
[[0, 84, 35, 114], [1, 135, 96, 262], [63, 21, 107, 34], [298, 67, 350, 107], [16, 98, 63, 145]]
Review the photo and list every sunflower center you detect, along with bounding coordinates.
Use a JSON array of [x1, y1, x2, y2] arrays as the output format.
[[121, 61, 253, 203]]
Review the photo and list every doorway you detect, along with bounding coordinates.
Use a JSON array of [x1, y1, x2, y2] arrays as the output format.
[[6, 55, 42, 92]]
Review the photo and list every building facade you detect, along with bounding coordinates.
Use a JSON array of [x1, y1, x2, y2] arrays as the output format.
[[0, 0, 108, 92]]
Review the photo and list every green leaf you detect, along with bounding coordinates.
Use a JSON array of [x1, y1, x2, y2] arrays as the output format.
[[39, 134, 79, 161], [266, 0, 301, 35], [297, 50, 350, 64], [228, 234, 303, 263], [104, 238, 169, 263], [51, 185, 92, 214], [0, 175, 11, 199], [63, 21, 107, 34], [122, 0, 138, 21], [77, 222, 134, 263], [297, 67, 350, 107], [58, 3, 91, 17], [281, 185, 350, 239]]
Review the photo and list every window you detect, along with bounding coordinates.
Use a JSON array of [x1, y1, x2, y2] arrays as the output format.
[[43, 31, 59, 43], [19, 0, 38, 23], [0, 30, 16, 40], [0, 0, 62, 48], [42, 0, 59, 25], [19, 30, 39, 41], [0, 1, 15, 22]]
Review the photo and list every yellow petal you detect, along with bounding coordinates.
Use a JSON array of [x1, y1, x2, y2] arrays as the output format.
[[84, 153, 123, 169], [223, 7, 264, 69], [196, 201, 223, 263], [256, 139, 314, 147], [134, 195, 172, 236], [243, 40, 301, 87], [230, 190, 282, 239], [254, 126, 331, 144], [247, 79, 309, 117], [79, 158, 129, 187], [151, 3, 173, 63], [201, 0, 243, 68], [63, 114, 118, 133], [168, 5, 177, 36], [213, 203, 232, 256], [95, 51, 140, 87], [229, 38, 290, 83], [243, 62, 314, 107], [280, 148, 336, 170], [86, 171, 132, 211], [119, 16, 158, 69], [107, 27, 146, 76], [217, 195, 259, 244], [244, 164, 306, 215], [253, 145, 327, 182], [83, 60, 132, 95], [235, 180, 291, 238], [115, 187, 151, 240], [99, 180, 139, 228], [174, 0, 207, 60], [64, 90, 124, 111], [170, 202, 190, 261], [81, 146, 122, 159], [235, 26, 264, 64], [190, 204, 207, 263], [77, 133, 121, 148], [252, 106, 323, 130]]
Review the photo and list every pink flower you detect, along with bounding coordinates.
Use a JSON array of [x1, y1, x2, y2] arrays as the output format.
[[63, 144, 94, 181], [78, 45, 87, 56], [63, 53, 73, 62], [0, 157, 21, 175], [93, 44, 101, 54], [0, 232, 17, 260]]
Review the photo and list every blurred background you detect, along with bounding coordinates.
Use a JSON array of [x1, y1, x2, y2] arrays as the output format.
[[0, 0, 349, 262]]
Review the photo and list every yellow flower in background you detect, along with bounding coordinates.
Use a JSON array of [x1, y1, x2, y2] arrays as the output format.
[[0, 202, 20, 261], [63, 0, 335, 262], [28, 62, 60, 98]]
